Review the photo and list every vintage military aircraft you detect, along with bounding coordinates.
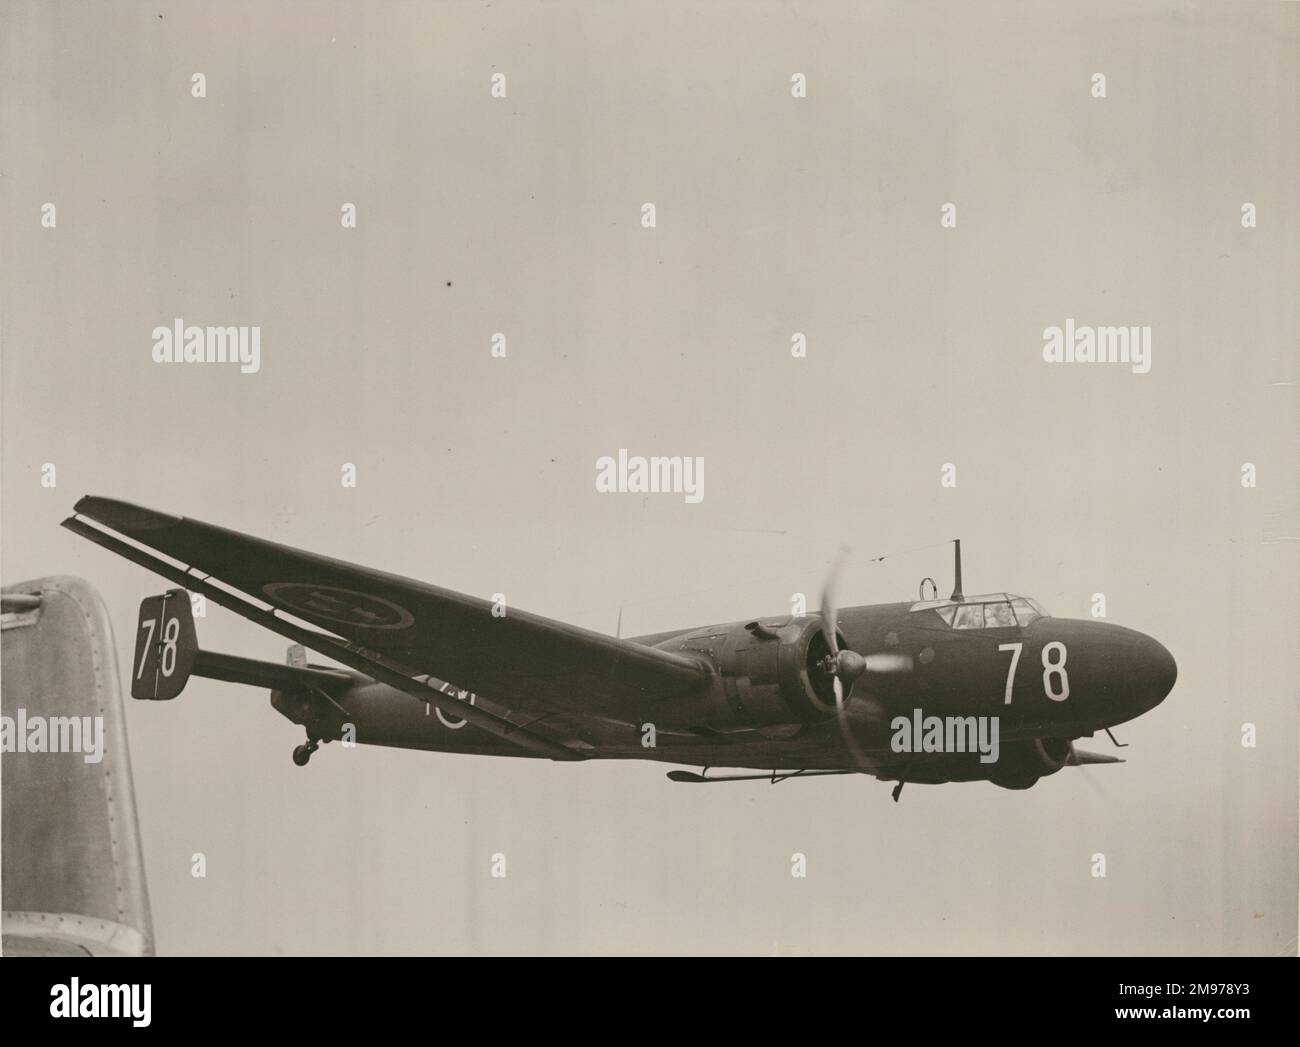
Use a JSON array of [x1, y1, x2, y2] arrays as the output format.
[[63, 496, 1176, 800]]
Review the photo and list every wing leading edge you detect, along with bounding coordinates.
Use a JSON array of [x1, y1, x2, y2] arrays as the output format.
[[63, 496, 712, 726]]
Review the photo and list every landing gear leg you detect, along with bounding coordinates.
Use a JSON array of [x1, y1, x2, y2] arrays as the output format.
[[891, 781, 905, 803], [292, 738, 320, 767]]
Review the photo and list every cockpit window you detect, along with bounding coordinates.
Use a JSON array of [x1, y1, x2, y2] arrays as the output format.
[[909, 593, 1050, 629], [1010, 598, 1043, 627], [984, 601, 1015, 628]]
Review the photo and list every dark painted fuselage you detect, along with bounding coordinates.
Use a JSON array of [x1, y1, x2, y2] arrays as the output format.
[[273, 595, 1177, 790]]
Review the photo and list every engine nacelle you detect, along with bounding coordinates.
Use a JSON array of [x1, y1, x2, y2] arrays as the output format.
[[989, 737, 1073, 790], [652, 616, 841, 730]]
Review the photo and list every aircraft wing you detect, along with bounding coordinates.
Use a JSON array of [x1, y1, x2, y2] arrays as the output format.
[[63, 497, 711, 737]]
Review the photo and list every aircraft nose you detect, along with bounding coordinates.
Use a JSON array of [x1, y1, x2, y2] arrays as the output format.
[[1139, 635, 1177, 710]]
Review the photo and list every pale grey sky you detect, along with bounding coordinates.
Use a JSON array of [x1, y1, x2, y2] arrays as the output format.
[[2, 1, 1296, 954]]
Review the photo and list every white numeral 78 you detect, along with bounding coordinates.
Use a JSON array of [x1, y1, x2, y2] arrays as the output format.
[[998, 641, 1070, 704]]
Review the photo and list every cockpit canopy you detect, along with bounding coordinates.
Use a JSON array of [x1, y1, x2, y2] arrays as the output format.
[[908, 593, 1049, 629]]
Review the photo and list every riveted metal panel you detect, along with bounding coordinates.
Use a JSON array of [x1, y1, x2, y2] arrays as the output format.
[[2, 576, 154, 956]]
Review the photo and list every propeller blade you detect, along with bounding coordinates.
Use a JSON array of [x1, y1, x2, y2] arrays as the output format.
[[819, 546, 851, 657], [833, 678, 873, 772], [862, 652, 913, 673], [817, 544, 891, 774]]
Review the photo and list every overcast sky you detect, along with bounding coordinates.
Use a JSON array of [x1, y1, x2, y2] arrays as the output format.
[[2, 0, 1296, 954]]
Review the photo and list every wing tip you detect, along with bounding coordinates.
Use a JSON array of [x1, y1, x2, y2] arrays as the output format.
[[70, 496, 182, 534]]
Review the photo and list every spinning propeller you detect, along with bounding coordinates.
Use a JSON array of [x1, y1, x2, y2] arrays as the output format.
[[814, 544, 936, 767], [816, 547, 913, 701]]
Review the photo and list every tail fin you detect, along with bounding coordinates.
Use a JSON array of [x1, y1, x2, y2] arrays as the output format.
[[130, 588, 351, 700], [130, 589, 198, 700]]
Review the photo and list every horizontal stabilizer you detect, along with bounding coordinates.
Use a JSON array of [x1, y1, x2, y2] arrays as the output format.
[[191, 650, 352, 694], [130, 587, 352, 700]]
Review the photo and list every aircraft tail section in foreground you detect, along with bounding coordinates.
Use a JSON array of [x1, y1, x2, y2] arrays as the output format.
[[1, 577, 154, 956]]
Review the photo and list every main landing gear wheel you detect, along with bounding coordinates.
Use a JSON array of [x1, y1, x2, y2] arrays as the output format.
[[292, 739, 320, 766]]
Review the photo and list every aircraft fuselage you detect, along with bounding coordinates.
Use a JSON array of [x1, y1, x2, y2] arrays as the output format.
[[273, 596, 1176, 790]]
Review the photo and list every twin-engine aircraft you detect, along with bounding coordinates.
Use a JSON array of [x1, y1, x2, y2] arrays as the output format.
[[64, 496, 1177, 800]]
